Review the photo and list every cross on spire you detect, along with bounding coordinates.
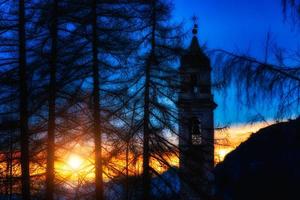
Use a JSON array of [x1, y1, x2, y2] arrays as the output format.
[[192, 15, 198, 36]]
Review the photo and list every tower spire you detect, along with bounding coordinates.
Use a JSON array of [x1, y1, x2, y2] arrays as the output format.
[[179, 16, 217, 200], [188, 16, 202, 55], [192, 15, 198, 36]]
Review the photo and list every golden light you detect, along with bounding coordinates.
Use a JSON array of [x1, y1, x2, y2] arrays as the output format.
[[0, 121, 275, 189], [68, 154, 84, 170], [54, 144, 95, 184], [214, 121, 272, 163], [217, 148, 233, 161]]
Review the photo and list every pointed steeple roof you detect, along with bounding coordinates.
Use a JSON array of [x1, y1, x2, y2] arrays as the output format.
[[188, 35, 202, 54], [188, 22, 202, 54], [180, 21, 210, 70], [189, 35, 202, 54]]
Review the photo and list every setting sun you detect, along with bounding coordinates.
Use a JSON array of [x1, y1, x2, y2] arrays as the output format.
[[68, 154, 84, 170]]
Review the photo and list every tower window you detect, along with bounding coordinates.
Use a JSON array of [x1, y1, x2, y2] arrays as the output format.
[[191, 74, 198, 94], [192, 135, 202, 145], [190, 117, 202, 145], [193, 86, 198, 93]]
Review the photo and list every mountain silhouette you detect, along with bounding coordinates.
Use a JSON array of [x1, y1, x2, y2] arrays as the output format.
[[214, 117, 300, 200]]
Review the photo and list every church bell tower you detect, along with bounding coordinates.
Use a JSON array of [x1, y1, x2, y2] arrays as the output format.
[[178, 21, 217, 200]]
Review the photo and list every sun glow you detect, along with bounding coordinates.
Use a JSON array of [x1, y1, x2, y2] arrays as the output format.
[[54, 144, 95, 185], [217, 148, 232, 161], [68, 154, 84, 170], [0, 121, 274, 191], [214, 121, 272, 163], [52, 121, 272, 183]]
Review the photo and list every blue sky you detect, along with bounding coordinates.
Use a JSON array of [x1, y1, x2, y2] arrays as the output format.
[[173, 0, 300, 125], [174, 0, 300, 56]]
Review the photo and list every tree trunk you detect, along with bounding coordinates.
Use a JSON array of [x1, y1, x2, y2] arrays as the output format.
[[92, 1, 104, 199], [143, 1, 156, 199], [46, 0, 58, 199], [18, 0, 30, 199], [9, 133, 13, 200], [143, 57, 151, 200], [126, 143, 129, 200]]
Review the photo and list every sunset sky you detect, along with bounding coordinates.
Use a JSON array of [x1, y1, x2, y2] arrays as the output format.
[[0, 1, 299, 199]]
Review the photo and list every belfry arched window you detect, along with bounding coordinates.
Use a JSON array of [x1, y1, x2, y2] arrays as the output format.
[[191, 74, 198, 94], [190, 117, 202, 145]]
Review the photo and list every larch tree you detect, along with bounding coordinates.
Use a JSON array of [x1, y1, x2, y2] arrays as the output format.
[[46, 0, 58, 199], [60, 1, 137, 199], [18, 1, 30, 199], [123, 0, 184, 199], [28, 0, 93, 197], [211, 0, 300, 121]]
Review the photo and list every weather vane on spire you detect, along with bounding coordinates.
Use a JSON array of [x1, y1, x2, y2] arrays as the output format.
[[192, 15, 198, 36]]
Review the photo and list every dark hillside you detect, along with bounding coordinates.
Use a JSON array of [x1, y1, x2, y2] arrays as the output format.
[[214, 117, 300, 200]]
